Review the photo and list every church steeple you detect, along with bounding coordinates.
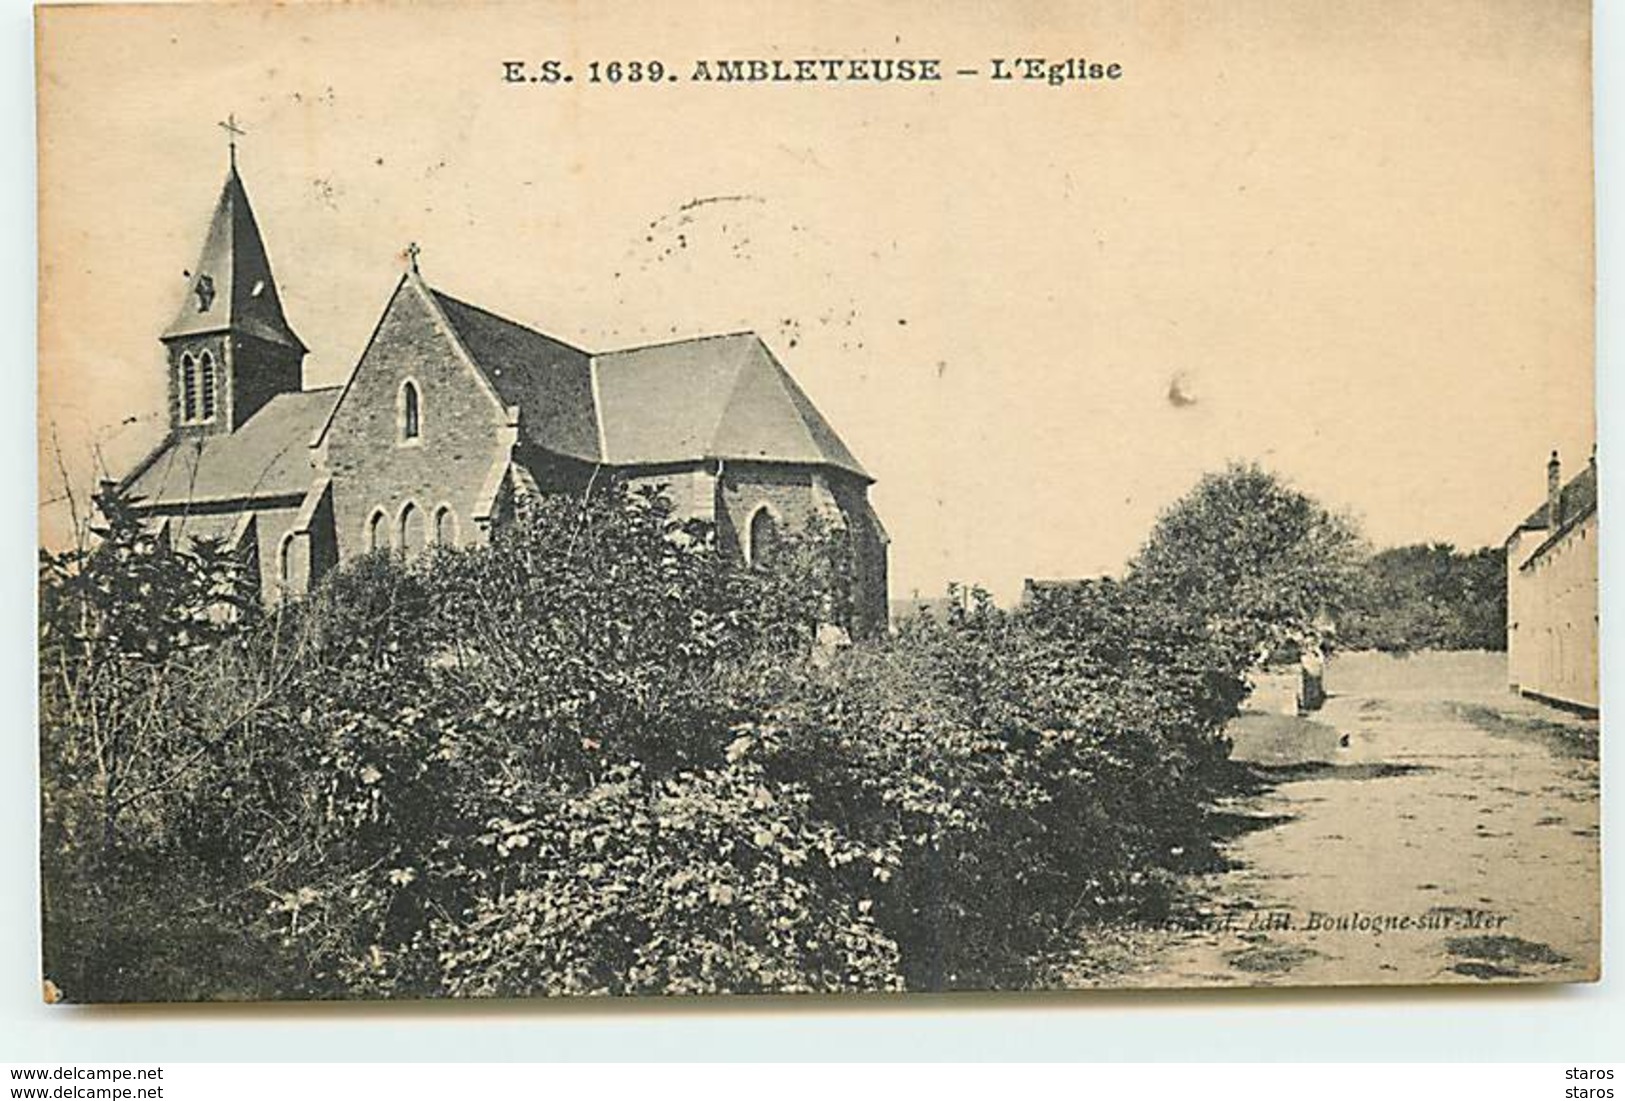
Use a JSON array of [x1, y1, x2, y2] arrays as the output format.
[[163, 162, 306, 354], [161, 141, 306, 435]]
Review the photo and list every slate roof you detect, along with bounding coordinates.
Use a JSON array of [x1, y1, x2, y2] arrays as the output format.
[[430, 290, 600, 462], [421, 280, 870, 480], [162, 166, 306, 353], [590, 333, 869, 479], [1512, 456, 1598, 570], [1515, 459, 1597, 533], [122, 388, 339, 506]]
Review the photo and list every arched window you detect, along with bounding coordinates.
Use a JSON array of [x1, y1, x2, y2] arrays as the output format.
[[278, 533, 296, 588], [180, 352, 198, 422], [399, 380, 421, 443], [434, 505, 459, 547], [367, 509, 387, 552], [198, 351, 217, 421], [748, 505, 781, 568], [399, 501, 426, 552]]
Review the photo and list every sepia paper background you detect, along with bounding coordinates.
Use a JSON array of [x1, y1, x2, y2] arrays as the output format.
[[37, 0, 1594, 603], [18, 0, 1624, 1056]]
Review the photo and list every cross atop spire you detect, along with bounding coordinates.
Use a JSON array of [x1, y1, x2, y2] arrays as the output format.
[[406, 241, 422, 273], [218, 113, 246, 170]]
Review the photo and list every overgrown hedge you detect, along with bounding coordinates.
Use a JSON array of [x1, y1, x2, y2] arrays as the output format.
[[40, 480, 1259, 1001]]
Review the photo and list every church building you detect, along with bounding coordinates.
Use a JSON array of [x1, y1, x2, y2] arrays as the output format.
[[117, 155, 890, 636]]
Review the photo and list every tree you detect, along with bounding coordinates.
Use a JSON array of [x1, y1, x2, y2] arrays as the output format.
[[1339, 543, 1506, 652], [1127, 462, 1365, 656]]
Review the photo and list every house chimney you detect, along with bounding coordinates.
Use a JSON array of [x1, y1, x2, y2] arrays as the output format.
[[1547, 450, 1563, 528]]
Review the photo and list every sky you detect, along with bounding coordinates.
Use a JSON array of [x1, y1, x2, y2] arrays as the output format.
[[36, 0, 1595, 604]]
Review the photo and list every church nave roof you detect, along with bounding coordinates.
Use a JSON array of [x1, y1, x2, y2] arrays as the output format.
[[122, 387, 339, 506]]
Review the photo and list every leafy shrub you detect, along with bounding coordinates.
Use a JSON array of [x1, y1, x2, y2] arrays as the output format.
[[439, 760, 901, 997], [722, 578, 1249, 990], [38, 492, 304, 1000]]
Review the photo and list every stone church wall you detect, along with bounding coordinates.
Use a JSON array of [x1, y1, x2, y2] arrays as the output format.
[[251, 503, 304, 601], [716, 462, 888, 638], [323, 286, 513, 559], [505, 462, 886, 636], [622, 465, 718, 524], [229, 333, 304, 431], [827, 475, 889, 639]]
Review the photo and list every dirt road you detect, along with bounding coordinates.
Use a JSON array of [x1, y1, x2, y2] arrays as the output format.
[[1088, 650, 1600, 989]]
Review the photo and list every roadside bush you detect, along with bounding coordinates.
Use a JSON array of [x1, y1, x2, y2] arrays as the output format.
[[38, 493, 306, 1000], [722, 578, 1250, 990]]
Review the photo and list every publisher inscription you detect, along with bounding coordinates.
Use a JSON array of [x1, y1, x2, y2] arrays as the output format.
[[500, 57, 1125, 87]]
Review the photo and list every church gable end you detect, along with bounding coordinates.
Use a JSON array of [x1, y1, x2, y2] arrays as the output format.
[[321, 276, 516, 561]]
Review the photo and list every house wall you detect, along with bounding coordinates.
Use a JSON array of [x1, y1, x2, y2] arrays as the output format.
[[322, 282, 512, 560], [1507, 529, 1534, 690], [1507, 513, 1598, 712]]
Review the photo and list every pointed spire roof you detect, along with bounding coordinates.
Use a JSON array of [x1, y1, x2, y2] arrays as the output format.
[[162, 164, 306, 353]]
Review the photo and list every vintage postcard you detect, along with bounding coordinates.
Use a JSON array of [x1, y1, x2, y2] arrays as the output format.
[[35, 0, 1597, 1002]]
